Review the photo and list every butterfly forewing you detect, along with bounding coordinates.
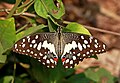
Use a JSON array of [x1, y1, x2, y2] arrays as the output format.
[[12, 33, 58, 68], [61, 33, 107, 68]]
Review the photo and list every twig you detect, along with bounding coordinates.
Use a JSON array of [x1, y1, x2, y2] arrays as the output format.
[[63, 21, 120, 36], [7, 0, 22, 18], [14, 12, 36, 17], [84, 25, 120, 36]]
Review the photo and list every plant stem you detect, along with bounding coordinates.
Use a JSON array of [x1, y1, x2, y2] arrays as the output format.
[[11, 55, 16, 83], [16, 24, 28, 34], [7, 0, 22, 18]]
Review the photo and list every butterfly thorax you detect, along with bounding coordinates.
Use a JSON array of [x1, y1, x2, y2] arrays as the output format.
[[56, 27, 65, 56]]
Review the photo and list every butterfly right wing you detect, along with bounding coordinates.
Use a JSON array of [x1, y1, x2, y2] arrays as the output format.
[[61, 32, 107, 68], [12, 33, 58, 68]]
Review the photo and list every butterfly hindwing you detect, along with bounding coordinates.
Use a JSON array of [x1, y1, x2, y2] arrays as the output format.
[[61, 33, 107, 68], [12, 33, 58, 68]]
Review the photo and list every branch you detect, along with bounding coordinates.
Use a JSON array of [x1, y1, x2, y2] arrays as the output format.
[[84, 25, 120, 36]]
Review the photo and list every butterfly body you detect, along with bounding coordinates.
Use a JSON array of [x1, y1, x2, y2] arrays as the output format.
[[12, 27, 107, 68]]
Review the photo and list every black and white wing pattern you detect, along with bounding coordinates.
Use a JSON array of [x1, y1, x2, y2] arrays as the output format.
[[61, 33, 107, 68], [12, 33, 58, 68]]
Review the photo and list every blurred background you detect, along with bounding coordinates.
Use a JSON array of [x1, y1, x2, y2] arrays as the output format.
[[0, 0, 120, 82], [62, 0, 120, 77]]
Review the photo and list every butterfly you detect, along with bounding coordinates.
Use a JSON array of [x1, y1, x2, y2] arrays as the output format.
[[12, 27, 107, 68]]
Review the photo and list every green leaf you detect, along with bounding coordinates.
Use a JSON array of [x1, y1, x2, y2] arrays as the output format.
[[0, 43, 6, 63], [30, 58, 65, 83], [34, 0, 65, 19], [0, 18, 16, 63], [85, 68, 100, 82], [34, 0, 48, 18], [63, 22, 91, 36], [67, 73, 91, 83], [85, 68, 114, 83], [64, 68, 75, 77], [47, 18, 57, 32], [3, 76, 13, 83], [30, 59, 49, 83], [48, 0, 65, 19], [16, 24, 46, 41]]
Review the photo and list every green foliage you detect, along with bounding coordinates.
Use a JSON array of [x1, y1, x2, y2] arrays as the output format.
[[34, 0, 65, 19], [16, 24, 47, 41], [62, 22, 91, 35], [0, 0, 117, 83], [0, 18, 16, 63], [85, 67, 115, 83]]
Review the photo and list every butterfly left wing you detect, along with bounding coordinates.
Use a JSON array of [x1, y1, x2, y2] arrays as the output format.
[[61, 32, 107, 68], [12, 33, 58, 68]]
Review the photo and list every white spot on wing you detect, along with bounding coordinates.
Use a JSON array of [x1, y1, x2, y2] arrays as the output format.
[[28, 38, 30, 42], [103, 44, 106, 49], [33, 43, 37, 48], [37, 42, 41, 50], [22, 44, 25, 48], [27, 49, 30, 52], [95, 50, 97, 53], [87, 45, 90, 48], [65, 59, 69, 63], [43, 55, 47, 59], [90, 50, 93, 52], [98, 50, 101, 52], [70, 60, 73, 64], [94, 39, 98, 43], [23, 50, 25, 52], [83, 44, 86, 49], [15, 44, 17, 49], [30, 51, 33, 54], [35, 35, 38, 39], [38, 60, 41, 62], [77, 53, 80, 56], [50, 59, 54, 63], [42, 40, 57, 56], [73, 56, 76, 60], [94, 44, 98, 48], [22, 39, 25, 42], [39, 53, 43, 56], [102, 49, 104, 51], [31, 40, 36, 43], [78, 43, 82, 51], [27, 36, 30, 39], [65, 66, 68, 68], [61, 41, 77, 57], [83, 54, 86, 57], [81, 35, 84, 39], [89, 36, 93, 43], [73, 52, 75, 54], [86, 51, 89, 54], [46, 60, 50, 64], [51, 66, 54, 68], [84, 40, 88, 44], [34, 53, 37, 56], [30, 44, 32, 47]]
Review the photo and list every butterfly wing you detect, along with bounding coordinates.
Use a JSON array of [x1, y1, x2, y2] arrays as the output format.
[[61, 33, 107, 68], [12, 33, 58, 68]]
